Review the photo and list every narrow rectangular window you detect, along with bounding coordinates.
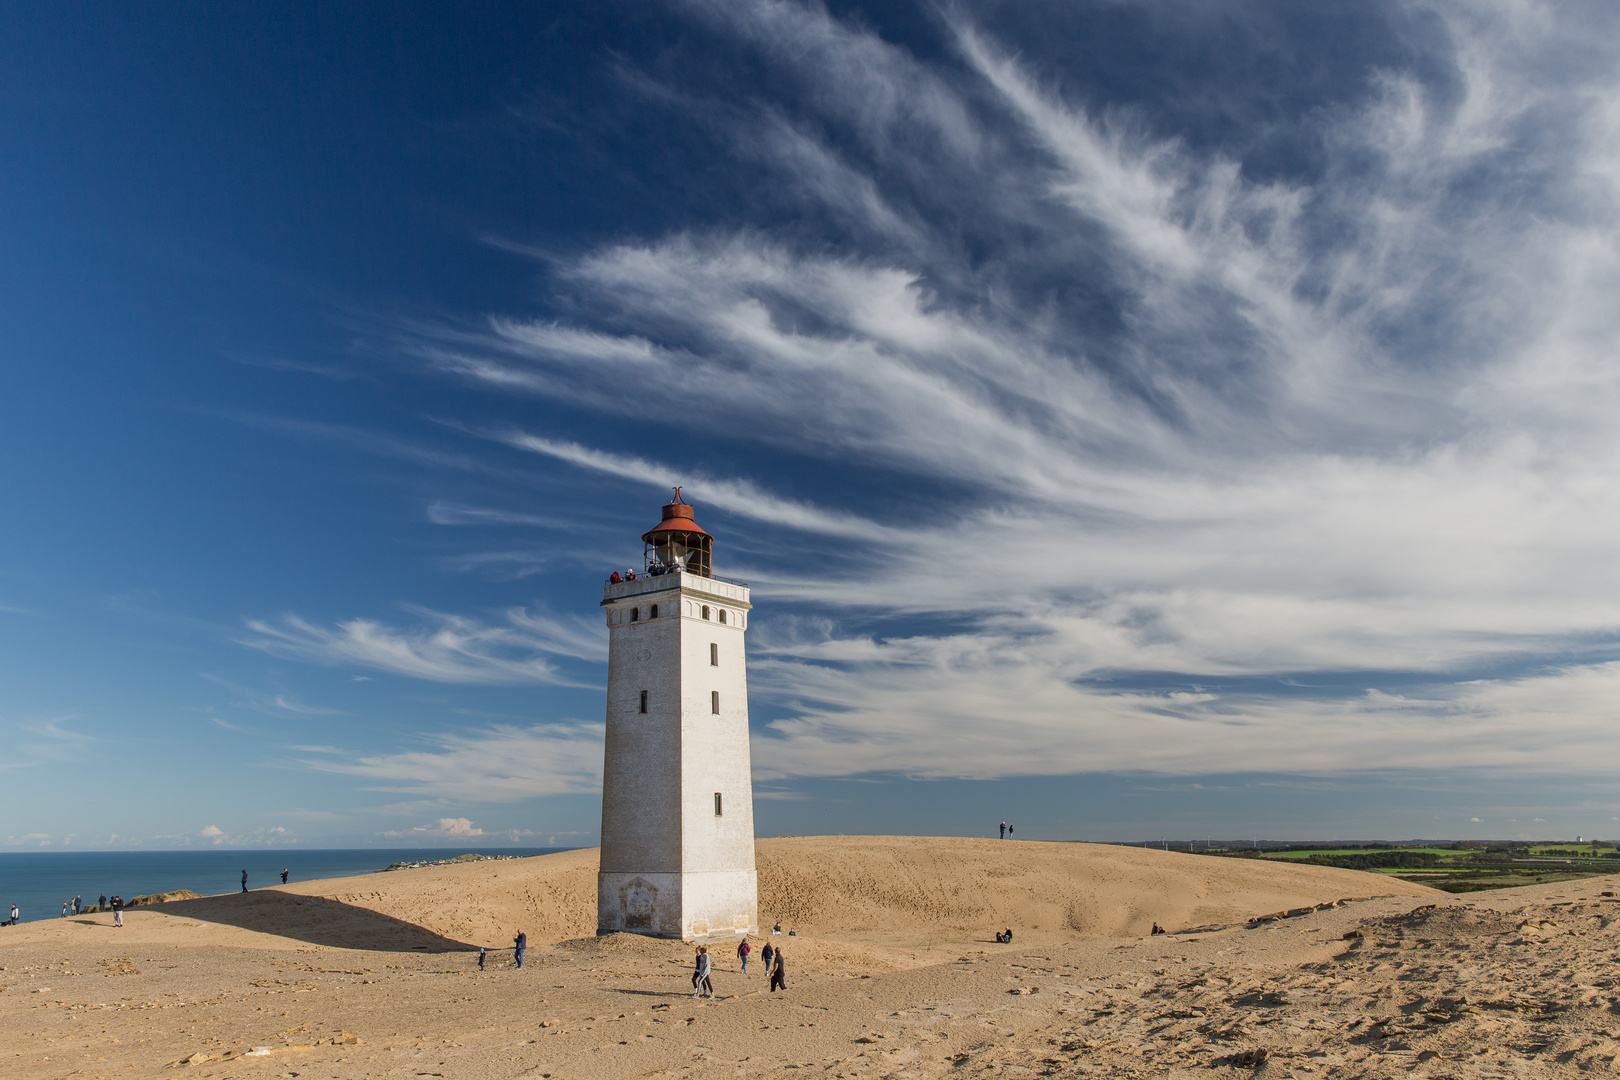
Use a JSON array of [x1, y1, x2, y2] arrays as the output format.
[[701, 605, 710, 620], [710, 642, 718, 666], [639, 690, 648, 714], [714, 792, 722, 816], [630, 607, 639, 622], [719, 609, 727, 624], [649, 603, 658, 618], [711, 690, 720, 714]]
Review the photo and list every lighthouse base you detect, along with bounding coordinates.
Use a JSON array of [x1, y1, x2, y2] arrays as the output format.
[[597, 869, 757, 941]]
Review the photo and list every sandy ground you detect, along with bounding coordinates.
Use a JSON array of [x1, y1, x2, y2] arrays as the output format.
[[5, 836, 1610, 1080]]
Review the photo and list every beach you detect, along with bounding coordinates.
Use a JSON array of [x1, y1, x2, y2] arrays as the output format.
[[3, 836, 1611, 1079]]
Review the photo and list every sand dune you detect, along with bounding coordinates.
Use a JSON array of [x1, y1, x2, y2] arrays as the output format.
[[3, 836, 1486, 1080], [162, 837, 1434, 953], [754, 836, 1434, 940]]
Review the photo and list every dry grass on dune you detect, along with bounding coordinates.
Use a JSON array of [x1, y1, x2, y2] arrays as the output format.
[[161, 836, 1434, 952], [753, 836, 1436, 938]]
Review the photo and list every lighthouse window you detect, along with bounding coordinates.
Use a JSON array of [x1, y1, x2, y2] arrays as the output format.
[[710, 642, 718, 666], [719, 609, 727, 624], [639, 690, 648, 714], [711, 690, 720, 714], [630, 607, 639, 622], [649, 604, 658, 619], [701, 605, 710, 620], [714, 792, 723, 817]]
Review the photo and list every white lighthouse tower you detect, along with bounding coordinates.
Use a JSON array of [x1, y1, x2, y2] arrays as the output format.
[[597, 490, 757, 940]]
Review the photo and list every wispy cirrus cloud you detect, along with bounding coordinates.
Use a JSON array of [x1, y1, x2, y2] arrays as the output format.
[[305, 722, 604, 801], [243, 1, 1620, 786], [241, 607, 606, 685], [395, 0, 1620, 780]]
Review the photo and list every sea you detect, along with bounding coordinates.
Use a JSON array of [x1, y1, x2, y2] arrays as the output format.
[[0, 848, 568, 924]]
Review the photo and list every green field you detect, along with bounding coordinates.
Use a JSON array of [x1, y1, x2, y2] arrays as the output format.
[[1208, 842, 1620, 893]]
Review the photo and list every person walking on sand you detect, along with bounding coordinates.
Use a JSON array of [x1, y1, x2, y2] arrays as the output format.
[[478, 947, 486, 970], [761, 940, 773, 978], [113, 897, 123, 927], [737, 937, 751, 974], [513, 931, 527, 969], [769, 948, 786, 992], [692, 945, 714, 999], [9, 903, 18, 925]]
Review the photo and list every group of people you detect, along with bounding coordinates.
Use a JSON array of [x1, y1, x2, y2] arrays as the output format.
[[7, 900, 123, 932], [608, 559, 691, 585], [692, 935, 785, 997], [477, 925, 789, 995], [999, 821, 1016, 838]]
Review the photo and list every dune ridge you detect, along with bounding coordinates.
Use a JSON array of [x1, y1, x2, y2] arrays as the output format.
[[187, 835, 1435, 951], [14, 835, 1612, 1080]]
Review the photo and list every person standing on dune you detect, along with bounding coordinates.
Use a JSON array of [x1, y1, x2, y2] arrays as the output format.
[[241, 870, 248, 893], [737, 937, 750, 974], [692, 945, 714, 998], [513, 931, 526, 969], [1000, 821, 1007, 839], [281, 868, 289, 884], [769, 948, 786, 992], [478, 947, 486, 970]]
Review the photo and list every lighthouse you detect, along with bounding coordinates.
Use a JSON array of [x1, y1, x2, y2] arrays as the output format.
[[597, 490, 758, 940]]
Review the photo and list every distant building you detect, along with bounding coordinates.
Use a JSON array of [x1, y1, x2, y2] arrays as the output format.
[[596, 490, 758, 940]]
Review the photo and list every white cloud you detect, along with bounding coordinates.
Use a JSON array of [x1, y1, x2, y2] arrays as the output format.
[[303, 722, 604, 801], [381, 817, 486, 839], [241, 607, 606, 685], [261, 1, 1620, 783]]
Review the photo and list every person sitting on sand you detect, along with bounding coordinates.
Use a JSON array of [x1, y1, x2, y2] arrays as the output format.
[[995, 927, 1013, 943], [769, 948, 786, 992], [772, 921, 781, 935]]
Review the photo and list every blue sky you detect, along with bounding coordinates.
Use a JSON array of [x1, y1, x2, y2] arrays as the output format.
[[3, 0, 1619, 850]]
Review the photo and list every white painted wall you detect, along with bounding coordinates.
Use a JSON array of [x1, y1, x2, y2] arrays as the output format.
[[597, 571, 757, 939]]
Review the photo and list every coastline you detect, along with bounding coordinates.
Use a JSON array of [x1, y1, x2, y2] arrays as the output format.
[[0, 847, 568, 926]]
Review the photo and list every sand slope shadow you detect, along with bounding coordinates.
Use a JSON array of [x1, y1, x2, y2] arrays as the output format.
[[160, 889, 472, 953]]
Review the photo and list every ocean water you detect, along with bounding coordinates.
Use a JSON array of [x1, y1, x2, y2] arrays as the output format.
[[0, 848, 568, 924]]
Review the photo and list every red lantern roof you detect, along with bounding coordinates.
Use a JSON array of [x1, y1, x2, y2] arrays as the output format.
[[640, 487, 712, 543]]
